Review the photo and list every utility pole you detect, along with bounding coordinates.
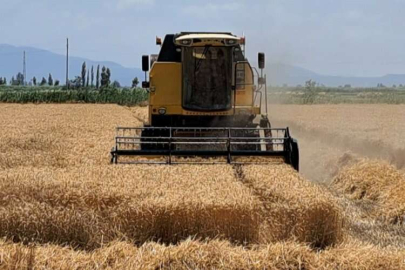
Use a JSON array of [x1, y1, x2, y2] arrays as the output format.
[[66, 38, 69, 88], [23, 51, 26, 85]]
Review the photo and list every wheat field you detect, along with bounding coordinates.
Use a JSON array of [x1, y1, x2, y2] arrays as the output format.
[[0, 104, 404, 269], [269, 104, 405, 148]]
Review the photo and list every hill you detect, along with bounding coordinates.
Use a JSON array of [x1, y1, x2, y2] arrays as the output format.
[[267, 63, 405, 87], [0, 44, 143, 86]]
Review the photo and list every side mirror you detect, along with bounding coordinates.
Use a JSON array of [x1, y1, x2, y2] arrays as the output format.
[[142, 55, 150, 72], [142, 81, 150, 89], [258, 53, 265, 69]]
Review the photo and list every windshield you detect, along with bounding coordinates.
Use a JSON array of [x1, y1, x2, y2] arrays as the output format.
[[183, 46, 232, 111]]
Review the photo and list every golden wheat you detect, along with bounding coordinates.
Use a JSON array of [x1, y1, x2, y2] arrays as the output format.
[[333, 160, 405, 224], [319, 240, 405, 270], [0, 239, 316, 270], [2, 104, 401, 267], [0, 165, 260, 248], [1, 238, 404, 270], [241, 164, 344, 248], [269, 104, 405, 149]]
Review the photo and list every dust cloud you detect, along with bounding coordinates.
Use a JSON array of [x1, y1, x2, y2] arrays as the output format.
[[269, 118, 405, 184]]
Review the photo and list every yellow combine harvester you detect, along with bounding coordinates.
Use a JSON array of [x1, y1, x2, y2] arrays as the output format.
[[111, 32, 299, 170]]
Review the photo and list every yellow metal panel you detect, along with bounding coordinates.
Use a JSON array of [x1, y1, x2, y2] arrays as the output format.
[[150, 63, 182, 106], [149, 61, 261, 120], [235, 63, 254, 107]]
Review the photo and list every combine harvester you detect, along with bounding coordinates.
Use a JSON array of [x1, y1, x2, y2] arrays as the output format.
[[111, 32, 299, 170]]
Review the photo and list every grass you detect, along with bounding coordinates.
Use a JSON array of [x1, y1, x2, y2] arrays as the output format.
[[2, 85, 405, 105], [0, 86, 148, 105], [268, 86, 405, 104]]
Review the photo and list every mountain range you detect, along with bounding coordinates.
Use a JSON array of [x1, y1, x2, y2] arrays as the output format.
[[267, 63, 405, 87], [0, 44, 143, 86], [1, 44, 405, 87]]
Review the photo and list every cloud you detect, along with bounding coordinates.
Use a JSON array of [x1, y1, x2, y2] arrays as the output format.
[[116, 0, 155, 10]]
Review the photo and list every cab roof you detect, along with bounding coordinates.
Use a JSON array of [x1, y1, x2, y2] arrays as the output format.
[[176, 32, 239, 41]]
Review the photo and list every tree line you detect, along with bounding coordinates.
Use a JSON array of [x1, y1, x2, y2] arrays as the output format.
[[0, 61, 140, 89]]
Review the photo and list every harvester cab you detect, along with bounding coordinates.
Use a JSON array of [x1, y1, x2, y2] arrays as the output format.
[[111, 32, 299, 170]]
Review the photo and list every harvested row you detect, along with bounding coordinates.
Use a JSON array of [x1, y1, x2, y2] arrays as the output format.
[[333, 160, 405, 224], [0, 165, 260, 249], [318, 240, 405, 270], [1, 239, 404, 270], [0, 163, 345, 250], [240, 164, 344, 248]]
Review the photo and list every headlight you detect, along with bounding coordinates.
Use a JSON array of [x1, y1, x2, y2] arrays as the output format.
[[158, 108, 167, 115], [226, 39, 236, 45], [181, 39, 192, 46]]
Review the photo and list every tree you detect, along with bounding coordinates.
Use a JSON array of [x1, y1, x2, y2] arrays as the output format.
[[48, 73, 53, 86], [54, 80, 60, 86], [305, 79, 316, 89], [81, 62, 86, 87], [91, 66, 94, 87], [132, 77, 139, 88], [344, 84, 351, 88], [303, 79, 317, 104], [101, 66, 111, 87], [106, 68, 111, 86], [15, 72, 24, 85], [101, 66, 106, 87], [0, 78, 4, 85], [68, 76, 82, 89], [86, 70, 90, 87], [2, 77, 6, 86], [96, 65, 100, 89], [40, 77, 47, 86], [11, 74, 24, 85], [112, 80, 121, 88], [33, 77, 37, 86]]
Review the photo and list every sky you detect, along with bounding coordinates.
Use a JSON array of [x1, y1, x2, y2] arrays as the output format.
[[1, 0, 405, 77]]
